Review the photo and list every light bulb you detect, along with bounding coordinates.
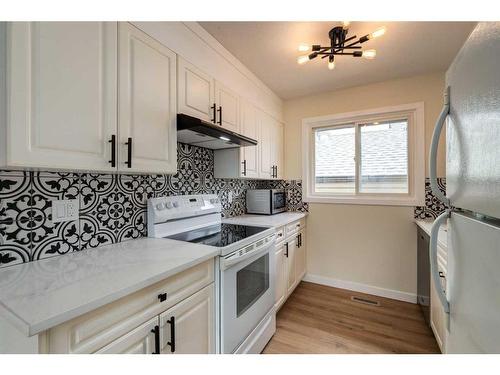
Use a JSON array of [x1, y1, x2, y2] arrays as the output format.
[[297, 55, 309, 65], [328, 61, 335, 70], [298, 44, 310, 52], [362, 49, 376, 59], [342, 21, 350, 30], [369, 27, 386, 39]]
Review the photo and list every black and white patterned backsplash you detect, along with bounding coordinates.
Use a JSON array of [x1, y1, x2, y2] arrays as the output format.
[[0, 143, 307, 268], [414, 178, 449, 220]]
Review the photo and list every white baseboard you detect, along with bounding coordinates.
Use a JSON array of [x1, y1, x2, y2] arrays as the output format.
[[303, 273, 417, 304]]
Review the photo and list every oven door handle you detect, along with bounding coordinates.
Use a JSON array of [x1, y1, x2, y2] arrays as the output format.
[[220, 234, 275, 271]]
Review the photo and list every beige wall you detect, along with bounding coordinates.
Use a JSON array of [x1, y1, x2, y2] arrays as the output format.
[[283, 72, 446, 297]]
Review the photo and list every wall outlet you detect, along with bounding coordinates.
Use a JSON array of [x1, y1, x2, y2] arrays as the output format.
[[228, 191, 233, 203], [52, 199, 79, 223]]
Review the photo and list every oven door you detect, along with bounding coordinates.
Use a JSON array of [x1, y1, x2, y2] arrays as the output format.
[[271, 190, 286, 214], [220, 235, 276, 353]]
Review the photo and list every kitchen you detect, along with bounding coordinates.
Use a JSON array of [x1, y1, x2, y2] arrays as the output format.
[[1, 1, 499, 370]]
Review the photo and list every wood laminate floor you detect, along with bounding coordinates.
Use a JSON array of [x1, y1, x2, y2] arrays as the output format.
[[263, 281, 440, 354]]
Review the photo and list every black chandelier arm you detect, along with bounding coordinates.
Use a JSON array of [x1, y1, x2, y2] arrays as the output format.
[[316, 52, 358, 56]]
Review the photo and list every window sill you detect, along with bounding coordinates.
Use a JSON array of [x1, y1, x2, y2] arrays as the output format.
[[304, 195, 424, 207]]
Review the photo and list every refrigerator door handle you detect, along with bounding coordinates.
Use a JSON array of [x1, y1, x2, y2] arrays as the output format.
[[429, 86, 451, 206], [430, 210, 450, 313]]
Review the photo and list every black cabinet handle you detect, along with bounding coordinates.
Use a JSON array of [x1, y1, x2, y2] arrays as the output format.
[[108, 135, 116, 167], [217, 106, 222, 125], [167, 316, 176, 353], [439, 271, 445, 278], [285, 242, 289, 257], [211, 103, 216, 123], [151, 325, 160, 354], [125, 137, 132, 168], [242, 160, 247, 176], [158, 293, 167, 302]]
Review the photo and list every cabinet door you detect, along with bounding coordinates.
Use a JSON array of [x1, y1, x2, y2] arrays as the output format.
[[177, 58, 215, 122], [259, 111, 272, 179], [274, 242, 287, 309], [118, 22, 177, 174], [96, 317, 158, 354], [240, 100, 260, 178], [295, 230, 306, 282], [286, 239, 297, 295], [214, 81, 240, 133], [7, 22, 117, 171], [159, 284, 215, 354], [271, 121, 284, 179], [430, 252, 447, 353]]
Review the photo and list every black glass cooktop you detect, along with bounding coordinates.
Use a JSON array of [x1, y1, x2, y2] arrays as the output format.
[[166, 223, 268, 248]]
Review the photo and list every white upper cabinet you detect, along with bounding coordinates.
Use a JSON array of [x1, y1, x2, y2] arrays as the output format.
[[6, 22, 118, 171], [270, 120, 284, 179], [177, 57, 215, 122], [118, 23, 177, 174], [259, 112, 273, 179], [239, 100, 259, 178], [214, 81, 240, 132]]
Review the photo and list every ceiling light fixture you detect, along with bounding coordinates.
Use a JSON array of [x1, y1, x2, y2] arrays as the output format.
[[297, 23, 386, 70]]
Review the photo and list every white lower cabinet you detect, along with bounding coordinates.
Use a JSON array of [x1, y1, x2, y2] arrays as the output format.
[[295, 229, 306, 282], [274, 240, 287, 309], [275, 220, 307, 311], [159, 284, 215, 354], [430, 246, 447, 353], [96, 317, 158, 354], [286, 238, 297, 295], [44, 259, 214, 354]]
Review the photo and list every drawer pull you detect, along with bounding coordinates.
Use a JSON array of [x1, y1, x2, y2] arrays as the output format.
[[167, 316, 176, 353], [151, 325, 160, 354], [158, 293, 167, 302]]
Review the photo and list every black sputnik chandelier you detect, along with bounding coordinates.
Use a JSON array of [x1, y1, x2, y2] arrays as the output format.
[[297, 22, 386, 70]]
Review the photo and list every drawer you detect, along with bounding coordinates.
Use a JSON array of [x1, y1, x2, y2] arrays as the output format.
[[275, 226, 285, 244], [285, 218, 306, 237], [47, 259, 214, 353]]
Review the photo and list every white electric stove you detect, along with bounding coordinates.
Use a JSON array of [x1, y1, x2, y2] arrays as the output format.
[[147, 194, 276, 354]]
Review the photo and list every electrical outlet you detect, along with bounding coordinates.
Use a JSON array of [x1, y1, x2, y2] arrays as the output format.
[[52, 199, 79, 223], [228, 191, 233, 203]]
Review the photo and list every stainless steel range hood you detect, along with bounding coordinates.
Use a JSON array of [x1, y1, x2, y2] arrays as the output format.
[[177, 114, 257, 150]]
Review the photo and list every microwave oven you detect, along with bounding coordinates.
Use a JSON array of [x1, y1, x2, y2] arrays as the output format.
[[246, 189, 286, 215]]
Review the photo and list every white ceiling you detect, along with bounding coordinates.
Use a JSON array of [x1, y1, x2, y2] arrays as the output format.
[[199, 22, 476, 100]]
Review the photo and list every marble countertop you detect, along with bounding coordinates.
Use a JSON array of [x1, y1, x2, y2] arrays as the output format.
[[0, 238, 219, 337], [223, 212, 307, 228], [415, 219, 448, 250]]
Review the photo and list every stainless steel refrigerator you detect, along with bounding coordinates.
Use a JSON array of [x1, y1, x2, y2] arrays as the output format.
[[429, 22, 500, 353]]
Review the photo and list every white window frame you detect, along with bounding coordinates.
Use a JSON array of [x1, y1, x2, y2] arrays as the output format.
[[302, 102, 425, 206]]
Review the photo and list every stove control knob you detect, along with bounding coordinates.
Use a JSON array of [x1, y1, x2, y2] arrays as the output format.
[[156, 203, 165, 210], [165, 202, 173, 209], [173, 201, 179, 208]]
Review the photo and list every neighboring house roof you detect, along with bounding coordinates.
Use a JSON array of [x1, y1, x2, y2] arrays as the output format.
[[315, 123, 408, 177]]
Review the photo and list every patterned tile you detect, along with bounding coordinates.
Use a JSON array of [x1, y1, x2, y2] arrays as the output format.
[[0, 142, 310, 267], [0, 171, 32, 267], [30, 172, 80, 261], [414, 178, 448, 219]]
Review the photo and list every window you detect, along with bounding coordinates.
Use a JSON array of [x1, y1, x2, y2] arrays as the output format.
[[302, 103, 424, 206]]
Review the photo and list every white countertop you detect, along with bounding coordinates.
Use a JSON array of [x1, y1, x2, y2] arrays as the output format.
[[415, 219, 448, 249], [0, 238, 219, 337], [223, 212, 307, 228]]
